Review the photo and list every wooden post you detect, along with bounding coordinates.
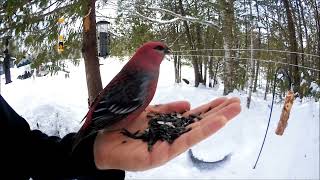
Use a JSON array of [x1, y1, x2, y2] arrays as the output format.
[[275, 90, 295, 135]]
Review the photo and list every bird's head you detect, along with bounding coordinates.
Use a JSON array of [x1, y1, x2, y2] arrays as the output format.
[[130, 41, 171, 70]]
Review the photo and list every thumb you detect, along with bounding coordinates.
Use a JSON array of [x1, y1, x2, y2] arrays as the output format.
[[146, 101, 191, 114]]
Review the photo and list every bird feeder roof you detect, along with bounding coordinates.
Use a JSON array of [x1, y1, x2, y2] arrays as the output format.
[[97, 21, 110, 25]]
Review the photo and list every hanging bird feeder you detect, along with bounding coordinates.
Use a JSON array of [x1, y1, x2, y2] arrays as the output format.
[[57, 17, 65, 53], [275, 90, 295, 135], [96, 20, 111, 57], [58, 35, 64, 53]]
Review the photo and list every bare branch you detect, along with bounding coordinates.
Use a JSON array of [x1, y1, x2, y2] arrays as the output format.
[[144, 7, 220, 30], [35, 1, 79, 21], [134, 11, 180, 24], [33, 1, 60, 16]]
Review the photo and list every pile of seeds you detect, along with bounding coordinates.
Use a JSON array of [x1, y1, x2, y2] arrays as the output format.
[[121, 112, 202, 151]]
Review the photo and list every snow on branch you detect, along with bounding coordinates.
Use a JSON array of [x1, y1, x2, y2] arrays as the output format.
[[135, 12, 180, 24], [135, 7, 220, 30]]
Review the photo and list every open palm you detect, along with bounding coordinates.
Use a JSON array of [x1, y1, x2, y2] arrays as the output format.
[[93, 97, 241, 171]]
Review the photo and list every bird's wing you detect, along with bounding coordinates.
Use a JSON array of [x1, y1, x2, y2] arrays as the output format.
[[89, 71, 153, 130]]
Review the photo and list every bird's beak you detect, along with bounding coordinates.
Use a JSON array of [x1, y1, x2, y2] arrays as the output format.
[[164, 47, 172, 54]]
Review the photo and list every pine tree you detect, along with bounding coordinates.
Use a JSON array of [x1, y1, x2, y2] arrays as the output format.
[[1, 0, 103, 104]]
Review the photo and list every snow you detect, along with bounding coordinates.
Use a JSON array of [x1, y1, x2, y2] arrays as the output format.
[[301, 79, 307, 86], [310, 82, 320, 93], [1, 57, 319, 179]]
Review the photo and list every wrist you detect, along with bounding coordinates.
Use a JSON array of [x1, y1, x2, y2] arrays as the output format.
[[94, 131, 111, 170]]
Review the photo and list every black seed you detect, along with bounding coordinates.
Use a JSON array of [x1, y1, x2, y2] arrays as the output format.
[[122, 112, 201, 152]]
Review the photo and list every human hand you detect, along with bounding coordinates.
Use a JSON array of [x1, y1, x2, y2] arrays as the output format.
[[93, 97, 241, 171]]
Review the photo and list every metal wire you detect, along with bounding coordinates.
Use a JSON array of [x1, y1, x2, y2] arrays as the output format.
[[171, 54, 320, 72], [253, 68, 292, 169], [172, 49, 320, 59]]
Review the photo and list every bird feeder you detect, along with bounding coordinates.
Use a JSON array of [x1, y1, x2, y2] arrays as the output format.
[[57, 17, 65, 53], [58, 35, 64, 53], [96, 20, 111, 57]]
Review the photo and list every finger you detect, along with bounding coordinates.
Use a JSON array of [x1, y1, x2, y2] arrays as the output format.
[[168, 102, 241, 159], [187, 101, 241, 128], [187, 101, 241, 129], [146, 101, 191, 114], [206, 101, 241, 121], [183, 97, 228, 117], [202, 97, 241, 117], [168, 115, 227, 159]]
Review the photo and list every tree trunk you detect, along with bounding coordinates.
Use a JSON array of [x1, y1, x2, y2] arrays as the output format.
[[246, 0, 255, 108], [179, 57, 182, 83], [178, 0, 201, 87], [208, 56, 213, 87], [242, 0, 249, 91], [295, 0, 305, 66], [314, 0, 320, 83], [264, 4, 271, 101], [174, 55, 181, 83], [192, 58, 201, 87], [203, 57, 208, 86], [82, 0, 103, 105], [297, 0, 309, 52], [264, 62, 271, 100], [198, 55, 203, 84], [253, 61, 260, 92], [220, 0, 236, 95], [244, 0, 249, 49], [253, 0, 261, 92], [195, 1, 203, 85], [3, 50, 12, 84], [173, 2, 181, 84], [233, 43, 244, 90], [213, 58, 220, 86], [3, 37, 12, 84], [282, 0, 300, 95]]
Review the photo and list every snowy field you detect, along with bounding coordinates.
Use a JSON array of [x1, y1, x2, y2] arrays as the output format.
[[1, 57, 319, 179]]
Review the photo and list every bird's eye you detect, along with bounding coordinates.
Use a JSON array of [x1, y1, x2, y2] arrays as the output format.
[[154, 45, 165, 51]]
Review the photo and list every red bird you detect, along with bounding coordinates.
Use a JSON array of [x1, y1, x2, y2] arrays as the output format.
[[72, 41, 171, 151]]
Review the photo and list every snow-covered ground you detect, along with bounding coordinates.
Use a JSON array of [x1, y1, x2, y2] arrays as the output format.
[[1, 57, 319, 179]]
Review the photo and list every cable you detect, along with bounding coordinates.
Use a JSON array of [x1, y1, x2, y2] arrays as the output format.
[[172, 49, 320, 59], [253, 67, 292, 169], [173, 54, 320, 72]]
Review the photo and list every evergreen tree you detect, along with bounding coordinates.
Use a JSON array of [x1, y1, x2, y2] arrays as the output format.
[[1, 0, 103, 104]]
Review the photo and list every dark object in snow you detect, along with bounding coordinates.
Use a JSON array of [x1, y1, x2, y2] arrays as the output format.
[[121, 112, 202, 151], [16, 58, 31, 68], [188, 149, 231, 170], [182, 78, 190, 84], [17, 70, 33, 80]]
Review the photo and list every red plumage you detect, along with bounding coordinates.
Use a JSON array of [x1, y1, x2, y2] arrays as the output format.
[[72, 41, 171, 151]]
